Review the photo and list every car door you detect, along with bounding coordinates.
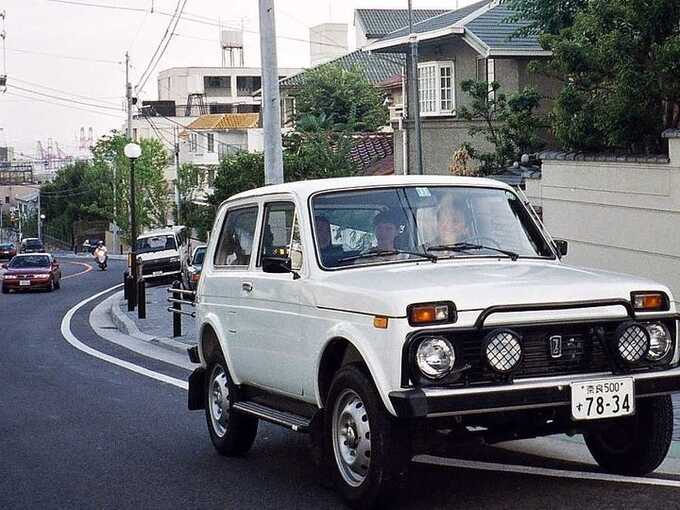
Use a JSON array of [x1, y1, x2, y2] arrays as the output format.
[[203, 203, 261, 385], [237, 199, 305, 396]]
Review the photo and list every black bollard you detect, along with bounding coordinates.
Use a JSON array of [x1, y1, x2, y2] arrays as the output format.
[[123, 270, 129, 300], [137, 278, 146, 319], [127, 274, 137, 311], [172, 280, 182, 337]]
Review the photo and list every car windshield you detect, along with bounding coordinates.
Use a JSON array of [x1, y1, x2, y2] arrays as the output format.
[[9, 255, 50, 268], [192, 247, 206, 265], [24, 240, 43, 248], [311, 186, 554, 269], [136, 235, 176, 254], [0, 243, 13, 249]]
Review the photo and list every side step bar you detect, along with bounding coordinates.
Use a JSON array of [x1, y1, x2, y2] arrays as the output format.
[[233, 401, 312, 433]]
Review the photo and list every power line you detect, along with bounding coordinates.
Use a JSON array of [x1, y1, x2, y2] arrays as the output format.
[[47, 0, 147, 13], [3, 91, 126, 119], [5, 47, 123, 65], [135, 0, 188, 93], [9, 84, 123, 112], [11, 77, 121, 107]]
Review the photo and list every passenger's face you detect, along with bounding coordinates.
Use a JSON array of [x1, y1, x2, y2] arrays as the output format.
[[375, 222, 397, 248], [438, 206, 467, 244]]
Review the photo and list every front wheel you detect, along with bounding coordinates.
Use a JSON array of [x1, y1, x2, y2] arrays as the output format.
[[584, 395, 673, 475], [204, 356, 258, 456], [325, 365, 411, 509]]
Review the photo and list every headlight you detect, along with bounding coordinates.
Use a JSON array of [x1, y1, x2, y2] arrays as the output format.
[[169, 257, 180, 263], [415, 336, 455, 379], [616, 323, 649, 363], [34, 274, 50, 279], [484, 329, 522, 373], [3, 274, 18, 280], [645, 323, 672, 361]]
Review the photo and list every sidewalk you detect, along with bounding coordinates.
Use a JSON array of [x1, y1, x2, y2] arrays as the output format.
[[109, 284, 196, 355]]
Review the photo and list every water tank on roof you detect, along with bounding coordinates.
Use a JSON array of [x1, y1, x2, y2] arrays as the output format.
[[221, 30, 243, 49]]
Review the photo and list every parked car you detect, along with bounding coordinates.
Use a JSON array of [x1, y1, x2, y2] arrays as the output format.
[[0, 242, 16, 260], [186, 176, 680, 509], [183, 245, 206, 290], [19, 238, 44, 254], [2, 253, 61, 293], [135, 226, 188, 282]]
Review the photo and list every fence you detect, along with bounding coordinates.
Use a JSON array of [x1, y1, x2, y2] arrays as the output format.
[[526, 130, 680, 307]]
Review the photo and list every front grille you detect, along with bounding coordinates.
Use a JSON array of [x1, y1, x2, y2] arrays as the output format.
[[141, 259, 181, 275], [459, 325, 612, 385]]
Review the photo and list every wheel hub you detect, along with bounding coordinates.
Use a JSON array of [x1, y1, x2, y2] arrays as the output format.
[[209, 365, 229, 438], [332, 389, 371, 487]]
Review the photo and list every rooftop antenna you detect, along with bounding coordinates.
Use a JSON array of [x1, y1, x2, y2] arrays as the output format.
[[0, 10, 7, 92]]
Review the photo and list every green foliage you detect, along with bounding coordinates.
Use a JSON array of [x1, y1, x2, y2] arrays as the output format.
[[502, 0, 587, 36], [508, 0, 680, 152], [458, 79, 544, 173], [293, 64, 389, 131]]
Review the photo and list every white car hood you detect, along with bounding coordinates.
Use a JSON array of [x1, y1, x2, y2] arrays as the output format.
[[137, 249, 178, 262], [310, 260, 674, 320]]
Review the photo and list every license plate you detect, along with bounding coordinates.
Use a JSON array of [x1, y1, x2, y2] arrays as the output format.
[[153, 271, 163, 277], [571, 378, 634, 420], [19, 280, 30, 286]]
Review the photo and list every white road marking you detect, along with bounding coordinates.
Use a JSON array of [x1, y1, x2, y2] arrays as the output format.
[[60, 284, 188, 390], [61, 261, 93, 280], [414, 455, 680, 488], [63, 286, 680, 489]]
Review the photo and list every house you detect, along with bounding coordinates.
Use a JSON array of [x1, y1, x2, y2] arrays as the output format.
[[367, 1, 560, 175], [354, 8, 449, 48]]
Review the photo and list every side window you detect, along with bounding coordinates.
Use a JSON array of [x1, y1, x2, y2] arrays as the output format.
[[214, 206, 259, 267], [258, 202, 296, 264]]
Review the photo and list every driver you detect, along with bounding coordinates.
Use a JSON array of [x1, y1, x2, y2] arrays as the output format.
[[436, 194, 469, 245], [373, 210, 400, 251]]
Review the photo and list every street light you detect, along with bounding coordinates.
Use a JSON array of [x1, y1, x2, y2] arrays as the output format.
[[124, 142, 141, 310]]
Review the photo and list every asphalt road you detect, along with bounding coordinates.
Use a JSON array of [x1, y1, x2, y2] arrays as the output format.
[[2, 256, 680, 509]]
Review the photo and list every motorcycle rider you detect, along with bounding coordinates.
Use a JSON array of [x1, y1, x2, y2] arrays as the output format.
[[93, 241, 108, 270]]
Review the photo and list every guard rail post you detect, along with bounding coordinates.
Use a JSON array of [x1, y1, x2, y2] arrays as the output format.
[[127, 273, 136, 311], [172, 280, 182, 337], [137, 278, 146, 319], [123, 270, 129, 300]]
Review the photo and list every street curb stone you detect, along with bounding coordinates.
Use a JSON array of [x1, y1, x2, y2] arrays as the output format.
[[108, 290, 194, 355]]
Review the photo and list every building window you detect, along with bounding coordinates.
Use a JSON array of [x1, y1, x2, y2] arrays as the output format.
[[487, 58, 496, 102], [4, 196, 9, 204], [207, 133, 215, 153], [204, 76, 231, 96], [190, 133, 197, 152], [418, 61, 455, 116], [236, 76, 262, 96]]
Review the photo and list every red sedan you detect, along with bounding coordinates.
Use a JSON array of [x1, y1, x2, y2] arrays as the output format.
[[1, 253, 62, 293], [0, 242, 16, 260]]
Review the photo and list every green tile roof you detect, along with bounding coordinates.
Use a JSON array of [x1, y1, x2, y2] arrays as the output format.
[[355, 9, 449, 38], [279, 50, 404, 89]]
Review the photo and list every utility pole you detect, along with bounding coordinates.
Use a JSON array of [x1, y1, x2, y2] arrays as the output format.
[[258, 0, 284, 185], [125, 52, 132, 139], [406, 0, 424, 175], [37, 191, 41, 241], [174, 126, 181, 225]]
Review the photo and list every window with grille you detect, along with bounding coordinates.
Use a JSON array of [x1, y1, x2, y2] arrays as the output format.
[[207, 133, 215, 153], [418, 61, 455, 116]]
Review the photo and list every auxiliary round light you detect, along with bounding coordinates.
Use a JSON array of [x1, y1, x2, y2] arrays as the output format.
[[415, 336, 455, 379], [616, 323, 650, 363], [645, 323, 672, 361], [484, 330, 522, 373]]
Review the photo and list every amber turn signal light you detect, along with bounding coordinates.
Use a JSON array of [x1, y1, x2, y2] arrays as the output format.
[[631, 292, 668, 312], [407, 302, 456, 326], [373, 316, 389, 329]]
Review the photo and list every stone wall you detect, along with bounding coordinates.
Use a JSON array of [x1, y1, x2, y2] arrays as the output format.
[[525, 132, 680, 306]]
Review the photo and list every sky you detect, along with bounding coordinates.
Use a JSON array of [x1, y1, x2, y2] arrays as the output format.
[[0, 0, 474, 156]]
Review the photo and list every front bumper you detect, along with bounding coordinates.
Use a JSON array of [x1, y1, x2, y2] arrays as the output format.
[[3, 278, 51, 290], [389, 368, 680, 418]]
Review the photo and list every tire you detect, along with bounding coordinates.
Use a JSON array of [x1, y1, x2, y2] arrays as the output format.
[[324, 364, 411, 510], [584, 395, 673, 475], [48, 279, 55, 292], [1, 285, 8, 294], [204, 355, 258, 456], [55, 278, 61, 289]]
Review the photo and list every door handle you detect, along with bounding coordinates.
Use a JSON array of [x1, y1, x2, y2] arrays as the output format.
[[242, 281, 254, 293]]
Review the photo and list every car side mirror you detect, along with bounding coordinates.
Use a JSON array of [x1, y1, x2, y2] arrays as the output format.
[[554, 239, 568, 257], [262, 256, 291, 274]]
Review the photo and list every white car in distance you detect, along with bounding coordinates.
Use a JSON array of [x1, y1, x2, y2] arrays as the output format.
[[187, 176, 680, 509]]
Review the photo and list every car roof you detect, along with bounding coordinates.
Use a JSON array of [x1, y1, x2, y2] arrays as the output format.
[[22, 237, 41, 242], [138, 228, 176, 238], [14, 252, 50, 257], [226, 175, 513, 204]]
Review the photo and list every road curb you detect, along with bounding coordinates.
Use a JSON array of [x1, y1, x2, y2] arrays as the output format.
[[108, 290, 193, 355]]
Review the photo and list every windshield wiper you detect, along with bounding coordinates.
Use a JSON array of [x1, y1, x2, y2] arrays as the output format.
[[426, 242, 519, 261], [338, 249, 438, 264]]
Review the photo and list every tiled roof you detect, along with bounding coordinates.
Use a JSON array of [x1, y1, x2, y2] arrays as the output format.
[[349, 133, 394, 175], [279, 50, 404, 89], [355, 9, 449, 38], [377, 1, 488, 40], [375, 1, 545, 53], [185, 113, 260, 130]]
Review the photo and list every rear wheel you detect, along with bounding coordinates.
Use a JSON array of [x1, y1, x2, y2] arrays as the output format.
[[54, 277, 61, 289], [204, 355, 258, 456], [584, 395, 673, 475], [325, 365, 411, 509]]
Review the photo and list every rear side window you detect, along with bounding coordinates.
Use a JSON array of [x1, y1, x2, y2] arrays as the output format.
[[214, 206, 259, 267]]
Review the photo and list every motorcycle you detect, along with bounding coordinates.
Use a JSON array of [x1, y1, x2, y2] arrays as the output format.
[[94, 249, 108, 271]]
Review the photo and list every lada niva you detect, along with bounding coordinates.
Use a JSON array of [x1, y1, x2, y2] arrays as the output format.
[[187, 176, 680, 508]]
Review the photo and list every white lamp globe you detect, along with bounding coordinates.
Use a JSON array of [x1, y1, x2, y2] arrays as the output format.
[[124, 143, 142, 159]]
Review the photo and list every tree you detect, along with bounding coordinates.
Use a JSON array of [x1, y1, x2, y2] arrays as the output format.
[[293, 64, 389, 132], [458, 79, 544, 173], [506, 0, 680, 153], [503, 0, 588, 36]]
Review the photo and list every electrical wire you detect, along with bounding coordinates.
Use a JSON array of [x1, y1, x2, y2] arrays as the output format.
[[9, 84, 123, 112], [135, 0, 188, 93], [11, 77, 121, 106], [47, 0, 147, 13], [5, 47, 123, 65], [3, 91, 126, 119]]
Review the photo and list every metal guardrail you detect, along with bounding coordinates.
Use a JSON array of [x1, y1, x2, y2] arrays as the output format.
[[167, 280, 196, 337]]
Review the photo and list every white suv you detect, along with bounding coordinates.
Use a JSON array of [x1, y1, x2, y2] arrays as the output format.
[[135, 226, 188, 281], [188, 176, 680, 509]]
